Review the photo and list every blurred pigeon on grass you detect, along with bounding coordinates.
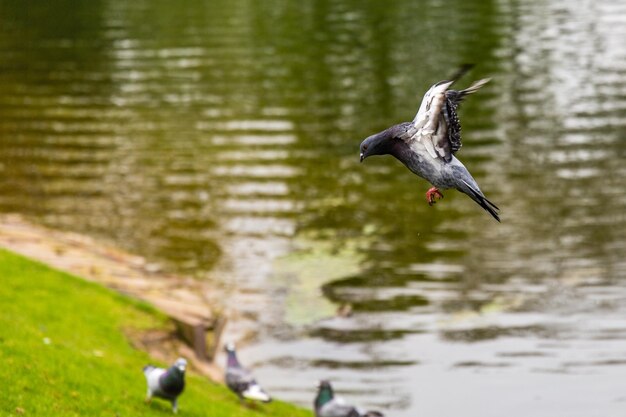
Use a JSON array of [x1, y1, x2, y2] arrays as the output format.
[[359, 65, 500, 221], [224, 342, 272, 403], [314, 380, 384, 417], [143, 358, 187, 413]]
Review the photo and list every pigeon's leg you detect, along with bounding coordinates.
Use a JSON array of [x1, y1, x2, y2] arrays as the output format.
[[426, 187, 444, 206], [145, 389, 152, 404], [171, 399, 178, 414]]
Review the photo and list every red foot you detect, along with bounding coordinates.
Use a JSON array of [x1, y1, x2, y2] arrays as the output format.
[[426, 187, 444, 206]]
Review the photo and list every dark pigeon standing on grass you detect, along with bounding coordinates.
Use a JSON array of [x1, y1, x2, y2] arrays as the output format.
[[143, 358, 187, 413], [359, 65, 500, 221], [224, 342, 272, 403], [314, 380, 384, 417]]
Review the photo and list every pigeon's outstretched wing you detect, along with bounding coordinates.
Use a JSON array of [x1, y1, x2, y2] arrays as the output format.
[[399, 74, 490, 162]]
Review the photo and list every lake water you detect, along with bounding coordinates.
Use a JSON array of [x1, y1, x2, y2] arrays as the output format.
[[1, 0, 625, 416]]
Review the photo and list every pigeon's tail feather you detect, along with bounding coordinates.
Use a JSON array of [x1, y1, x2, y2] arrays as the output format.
[[242, 384, 272, 403], [460, 179, 500, 222], [143, 365, 156, 375]]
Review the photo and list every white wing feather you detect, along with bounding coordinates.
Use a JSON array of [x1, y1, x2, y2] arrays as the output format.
[[145, 367, 166, 395], [400, 77, 490, 161], [408, 80, 453, 159]]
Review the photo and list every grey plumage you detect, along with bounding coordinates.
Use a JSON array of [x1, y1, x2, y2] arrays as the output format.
[[314, 380, 384, 417], [224, 343, 272, 403], [359, 67, 500, 221], [143, 358, 187, 413]]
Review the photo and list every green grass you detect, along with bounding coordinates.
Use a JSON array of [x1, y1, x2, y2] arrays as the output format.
[[0, 249, 311, 417]]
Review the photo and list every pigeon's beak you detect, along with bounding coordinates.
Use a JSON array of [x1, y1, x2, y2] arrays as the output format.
[[359, 153, 364, 163]]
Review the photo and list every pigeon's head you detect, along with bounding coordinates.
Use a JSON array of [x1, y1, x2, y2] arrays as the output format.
[[359, 133, 383, 162], [317, 380, 333, 392], [174, 358, 187, 372], [314, 380, 335, 410], [224, 342, 236, 353], [359, 123, 407, 162]]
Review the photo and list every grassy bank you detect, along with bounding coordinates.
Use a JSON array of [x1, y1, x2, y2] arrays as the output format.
[[0, 249, 311, 417]]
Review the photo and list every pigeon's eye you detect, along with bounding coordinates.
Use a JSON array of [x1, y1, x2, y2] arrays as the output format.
[[363, 145, 368, 151]]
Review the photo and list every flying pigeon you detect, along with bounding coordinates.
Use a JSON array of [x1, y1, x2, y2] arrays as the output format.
[[359, 66, 500, 221], [143, 358, 187, 413], [314, 380, 384, 417], [224, 342, 272, 403]]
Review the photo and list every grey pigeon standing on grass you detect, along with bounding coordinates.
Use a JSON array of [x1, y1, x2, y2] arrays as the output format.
[[314, 380, 384, 417], [359, 65, 500, 221], [224, 342, 272, 403], [143, 358, 187, 413]]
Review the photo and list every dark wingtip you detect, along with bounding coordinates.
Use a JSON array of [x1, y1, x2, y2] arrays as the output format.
[[484, 196, 500, 211], [447, 63, 475, 84], [460, 179, 500, 222], [478, 197, 501, 223], [478, 197, 500, 222], [481, 195, 501, 221]]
